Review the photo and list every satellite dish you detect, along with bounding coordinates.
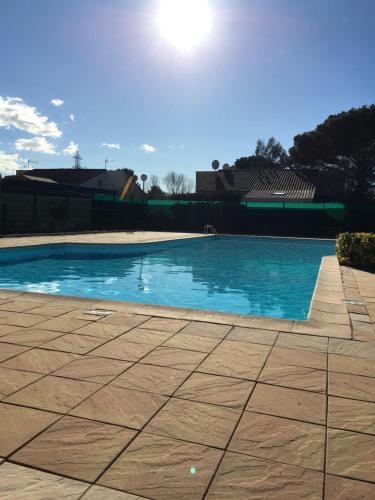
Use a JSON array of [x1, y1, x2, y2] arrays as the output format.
[[223, 163, 230, 170], [141, 174, 148, 182], [212, 160, 220, 170]]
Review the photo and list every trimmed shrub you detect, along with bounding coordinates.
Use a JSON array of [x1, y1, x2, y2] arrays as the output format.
[[337, 232, 375, 270]]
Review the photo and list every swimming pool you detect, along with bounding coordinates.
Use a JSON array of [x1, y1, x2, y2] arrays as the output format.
[[0, 236, 335, 320]]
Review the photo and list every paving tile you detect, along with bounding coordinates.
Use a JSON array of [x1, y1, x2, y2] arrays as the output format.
[[71, 384, 167, 429], [328, 396, 375, 435], [98, 432, 223, 500], [270, 346, 327, 370], [145, 398, 241, 449], [226, 326, 278, 346], [53, 356, 132, 384], [0, 366, 42, 399], [0, 403, 59, 456], [36, 316, 92, 333], [0, 324, 23, 337], [0, 300, 44, 313], [141, 317, 189, 333], [89, 338, 156, 362], [247, 383, 326, 425], [259, 357, 327, 393], [74, 322, 133, 339], [292, 319, 351, 339], [178, 321, 231, 339], [325, 474, 375, 500], [350, 313, 371, 323], [352, 320, 375, 342], [141, 346, 207, 370], [13, 415, 136, 482], [329, 372, 375, 402], [0, 342, 30, 362], [197, 340, 270, 380], [0, 328, 64, 347], [206, 451, 323, 499], [328, 338, 375, 360], [5, 375, 99, 413], [309, 308, 350, 325], [328, 353, 375, 378], [112, 363, 190, 396], [41, 333, 107, 354], [162, 332, 221, 353], [327, 428, 375, 482], [276, 332, 328, 353], [229, 411, 325, 471], [98, 313, 150, 328], [235, 316, 293, 332], [174, 372, 254, 408], [312, 300, 348, 314], [120, 327, 174, 346], [0, 290, 23, 299], [2, 348, 80, 374], [82, 485, 142, 499], [0, 312, 50, 327], [0, 462, 89, 500], [26, 304, 78, 317]]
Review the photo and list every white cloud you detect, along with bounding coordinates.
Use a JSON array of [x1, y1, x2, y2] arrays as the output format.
[[63, 141, 78, 155], [51, 98, 64, 107], [0, 150, 22, 175], [101, 142, 121, 150], [15, 137, 57, 155], [0, 96, 62, 138], [70, 114, 75, 122], [141, 144, 157, 153]]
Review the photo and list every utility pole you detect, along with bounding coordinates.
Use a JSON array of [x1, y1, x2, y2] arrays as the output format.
[[105, 158, 114, 170], [27, 160, 38, 171]]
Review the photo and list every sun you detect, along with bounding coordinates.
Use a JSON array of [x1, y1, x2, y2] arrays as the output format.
[[157, 0, 212, 52]]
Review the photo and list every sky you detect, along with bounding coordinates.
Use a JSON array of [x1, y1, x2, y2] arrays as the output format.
[[0, 0, 374, 184]]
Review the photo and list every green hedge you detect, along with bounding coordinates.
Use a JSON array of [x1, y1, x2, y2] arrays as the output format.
[[337, 232, 375, 270]]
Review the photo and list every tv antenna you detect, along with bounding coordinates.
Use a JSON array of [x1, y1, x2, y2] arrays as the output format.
[[105, 158, 115, 170], [27, 159, 38, 171], [73, 150, 82, 169]]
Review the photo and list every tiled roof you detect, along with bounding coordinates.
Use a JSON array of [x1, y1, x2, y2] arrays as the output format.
[[16, 169, 106, 186], [196, 169, 317, 201]]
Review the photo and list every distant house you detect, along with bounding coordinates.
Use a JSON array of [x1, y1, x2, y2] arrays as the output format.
[[15, 168, 144, 200], [196, 168, 346, 202]]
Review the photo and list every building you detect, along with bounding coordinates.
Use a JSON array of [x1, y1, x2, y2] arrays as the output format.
[[196, 168, 346, 202]]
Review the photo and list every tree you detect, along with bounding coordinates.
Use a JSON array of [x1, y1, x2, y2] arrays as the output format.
[[289, 105, 375, 199], [148, 175, 166, 199], [233, 137, 289, 169], [163, 171, 194, 195]]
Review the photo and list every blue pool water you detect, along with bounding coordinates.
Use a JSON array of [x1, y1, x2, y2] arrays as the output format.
[[0, 236, 335, 320]]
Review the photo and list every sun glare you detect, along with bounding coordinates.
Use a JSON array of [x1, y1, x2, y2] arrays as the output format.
[[157, 0, 212, 52]]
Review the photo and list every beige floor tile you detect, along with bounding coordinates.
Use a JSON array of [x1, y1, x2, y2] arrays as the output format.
[[162, 332, 221, 353], [235, 316, 293, 332], [82, 485, 142, 499], [145, 398, 240, 448], [325, 474, 375, 500], [26, 304, 78, 317], [0, 342, 30, 362], [0, 462, 89, 500], [112, 363, 189, 396], [0, 312, 50, 328], [141, 317, 189, 333], [247, 383, 326, 424], [71, 384, 167, 429], [259, 357, 327, 393], [328, 338, 375, 360], [270, 346, 327, 370], [0, 328, 64, 347], [178, 321, 231, 339], [229, 411, 325, 471], [5, 375, 99, 413], [327, 428, 375, 482], [141, 346, 207, 370], [98, 432, 223, 500], [197, 340, 270, 380], [175, 372, 254, 408], [0, 300, 44, 313], [0, 403, 59, 456], [53, 356, 132, 384], [120, 327, 174, 346], [89, 338, 155, 362], [0, 366, 42, 399], [2, 348, 80, 374], [41, 333, 106, 354], [226, 326, 278, 346], [328, 353, 375, 378], [206, 451, 323, 499], [74, 322, 133, 339], [350, 313, 372, 323], [36, 316, 92, 333], [329, 372, 375, 402], [328, 396, 375, 435], [0, 324, 23, 337], [13, 415, 136, 482], [276, 332, 328, 353], [98, 313, 150, 328]]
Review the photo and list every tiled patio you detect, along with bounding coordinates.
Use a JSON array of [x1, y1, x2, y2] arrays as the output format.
[[0, 232, 375, 499]]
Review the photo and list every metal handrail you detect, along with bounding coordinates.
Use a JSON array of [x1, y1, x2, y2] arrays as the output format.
[[203, 224, 218, 237]]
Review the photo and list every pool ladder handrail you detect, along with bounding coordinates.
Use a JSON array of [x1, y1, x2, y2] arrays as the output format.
[[204, 224, 218, 238]]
